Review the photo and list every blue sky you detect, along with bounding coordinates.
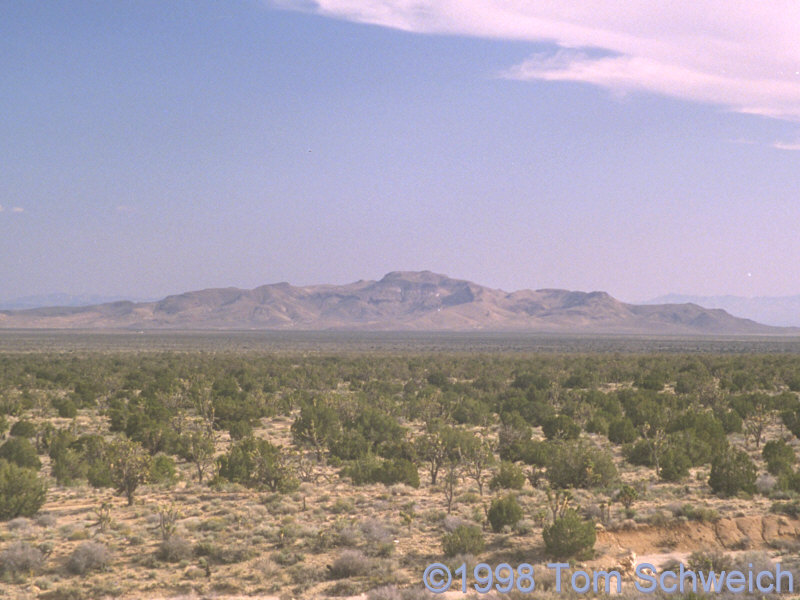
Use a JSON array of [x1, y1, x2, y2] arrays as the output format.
[[2, 1, 799, 302]]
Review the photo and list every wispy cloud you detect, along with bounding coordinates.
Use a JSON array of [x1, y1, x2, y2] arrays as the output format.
[[11, 207, 24, 213], [772, 140, 800, 151], [288, 1, 800, 121]]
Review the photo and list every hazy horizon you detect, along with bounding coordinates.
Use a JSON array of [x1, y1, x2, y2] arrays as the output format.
[[3, 2, 799, 302]]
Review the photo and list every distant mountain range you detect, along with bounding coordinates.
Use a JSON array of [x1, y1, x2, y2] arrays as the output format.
[[0, 272, 794, 334], [0, 293, 154, 311], [643, 294, 800, 327]]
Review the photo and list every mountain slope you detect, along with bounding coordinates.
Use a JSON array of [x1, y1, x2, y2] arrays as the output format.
[[644, 294, 800, 327], [0, 272, 792, 334]]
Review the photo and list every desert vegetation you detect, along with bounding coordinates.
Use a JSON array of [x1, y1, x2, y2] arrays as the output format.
[[1, 335, 800, 598]]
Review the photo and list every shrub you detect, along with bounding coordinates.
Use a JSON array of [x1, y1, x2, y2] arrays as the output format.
[[542, 509, 595, 559], [585, 415, 609, 436], [489, 461, 526, 491], [0, 459, 47, 520], [442, 524, 484, 557], [341, 456, 419, 488], [0, 541, 44, 575], [10, 420, 36, 438], [217, 437, 297, 492], [607, 418, 637, 444], [67, 542, 111, 574], [227, 419, 253, 441], [541, 415, 581, 441], [658, 447, 691, 482], [709, 449, 757, 496], [157, 536, 193, 562], [53, 398, 78, 419], [616, 485, 638, 509], [104, 437, 152, 505], [546, 441, 617, 489], [763, 439, 795, 476], [623, 439, 654, 466], [0, 437, 41, 470], [150, 453, 177, 484], [328, 549, 371, 579], [487, 494, 523, 533]]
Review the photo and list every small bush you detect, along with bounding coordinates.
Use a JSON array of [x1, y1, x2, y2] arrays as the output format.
[[487, 494, 523, 532], [709, 449, 756, 496], [489, 461, 526, 491], [442, 524, 484, 557], [67, 542, 111, 575], [157, 536, 193, 562], [542, 510, 595, 559], [328, 549, 371, 579], [616, 485, 638, 509], [0, 541, 44, 575]]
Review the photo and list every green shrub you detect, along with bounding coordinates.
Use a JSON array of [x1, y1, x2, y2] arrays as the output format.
[[542, 509, 595, 559], [546, 441, 617, 489], [0, 437, 41, 470], [10, 420, 36, 438], [658, 447, 691, 481], [150, 453, 177, 484], [341, 456, 419, 488], [0, 459, 47, 520], [585, 415, 608, 436], [53, 398, 78, 419], [487, 494, 523, 532], [763, 439, 795, 476], [489, 461, 526, 491], [442, 524, 484, 557], [709, 449, 756, 496], [227, 419, 253, 441], [217, 437, 297, 492], [541, 415, 581, 441], [616, 485, 638, 509], [607, 418, 637, 444], [623, 439, 654, 466]]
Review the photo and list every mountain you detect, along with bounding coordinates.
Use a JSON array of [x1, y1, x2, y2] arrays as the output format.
[[0, 293, 154, 311], [0, 271, 793, 334], [643, 294, 800, 328]]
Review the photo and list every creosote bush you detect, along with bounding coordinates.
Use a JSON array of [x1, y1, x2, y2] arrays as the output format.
[[442, 524, 484, 557], [67, 542, 111, 575], [328, 549, 372, 579], [0, 542, 44, 575]]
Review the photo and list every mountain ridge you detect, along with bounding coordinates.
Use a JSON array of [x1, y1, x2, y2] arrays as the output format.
[[0, 271, 794, 334], [643, 293, 800, 327]]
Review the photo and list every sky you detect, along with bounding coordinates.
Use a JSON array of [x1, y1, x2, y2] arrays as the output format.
[[2, 1, 800, 303]]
